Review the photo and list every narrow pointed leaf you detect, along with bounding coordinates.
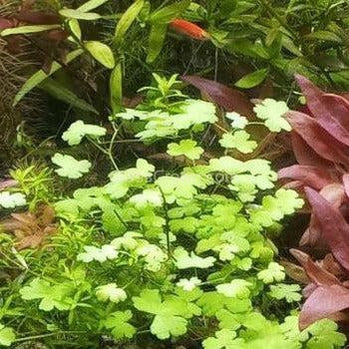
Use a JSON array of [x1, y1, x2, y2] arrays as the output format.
[[146, 24, 167, 63], [150, 0, 190, 24], [59, 9, 101, 20], [85, 41, 115, 69], [78, 0, 110, 13], [114, 0, 144, 45], [1, 24, 61, 36], [234, 69, 269, 89], [110, 63, 123, 113], [13, 49, 83, 106]]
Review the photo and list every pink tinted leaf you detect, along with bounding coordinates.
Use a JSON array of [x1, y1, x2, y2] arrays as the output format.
[[291, 132, 333, 169], [181, 75, 254, 117], [300, 284, 349, 329], [287, 111, 349, 166], [296, 75, 349, 145], [0, 17, 14, 29], [290, 249, 340, 286], [343, 174, 349, 200], [305, 187, 349, 271], [278, 165, 334, 190]]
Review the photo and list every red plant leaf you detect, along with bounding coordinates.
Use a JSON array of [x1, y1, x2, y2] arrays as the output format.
[[291, 132, 333, 170], [305, 187, 349, 271], [0, 17, 15, 29], [278, 165, 334, 190], [301, 184, 346, 247], [343, 174, 349, 200], [290, 249, 340, 286], [299, 284, 349, 329], [295, 75, 349, 146], [170, 19, 210, 40], [287, 111, 349, 167], [15, 11, 61, 25], [181, 75, 255, 117]]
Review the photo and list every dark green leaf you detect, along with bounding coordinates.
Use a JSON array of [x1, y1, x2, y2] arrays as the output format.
[[110, 63, 123, 113], [150, 0, 190, 24]]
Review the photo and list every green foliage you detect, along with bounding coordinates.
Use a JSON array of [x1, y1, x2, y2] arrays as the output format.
[[0, 82, 345, 348]]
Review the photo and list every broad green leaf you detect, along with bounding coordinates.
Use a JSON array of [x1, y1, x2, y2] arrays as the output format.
[[85, 41, 115, 69], [1, 24, 61, 36], [167, 139, 204, 160], [257, 262, 285, 284], [0, 324, 15, 347], [59, 9, 101, 20], [0, 192, 26, 208], [78, 244, 118, 262], [219, 131, 257, 153], [96, 283, 127, 303], [269, 284, 301, 303], [203, 329, 244, 349], [254, 99, 291, 132], [39, 78, 99, 114], [104, 311, 136, 339], [150, 0, 190, 24], [114, 0, 144, 45], [62, 120, 106, 145], [51, 153, 91, 179], [13, 49, 83, 106], [146, 24, 167, 63], [78, 0, 110, 13], [110, 63, 123, 113], [216, 280, 252, 298], [234, 69, 269, 89]]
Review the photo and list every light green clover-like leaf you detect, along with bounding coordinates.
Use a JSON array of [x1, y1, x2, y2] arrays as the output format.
[[216, 279, 252, 298], [253, 98, 291, 132], [20, 278, 72, 311], [132, 289, 199, 339], [176, 277, 202, 291], [174, 247, 216, 269], [203, 329, 245, 349], [129, 188, 163, 208], [96, 283, 127, 303], [77, 244, 118, 263], [219, 131, 257, 154], [62, 120, 107, 145], [226, 112, 248, 129], [0, 324, 15, 347], [103, 310, 136, 340], [135, 243, 167, 272], [51, 153, 91, 179], [0, 192, 26, 208], [167, 139, 204, 160], [305, 319, 346, 349], [269, 284, 302, 303], [257, 262, 285, 284]]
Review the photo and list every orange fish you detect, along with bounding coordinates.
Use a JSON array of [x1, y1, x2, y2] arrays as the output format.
[[169, 19, 210, 41]]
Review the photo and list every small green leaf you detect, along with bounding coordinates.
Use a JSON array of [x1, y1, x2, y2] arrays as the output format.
[[167, 139, 204, 160], [0, 324, 15, 347], [62, 120, 106, 145], [1, 24, 61, 36], [85, 41, 115, 68], [77, 0, 110, 13], [269, 284, 302, 303], [59, 9, 101, 20], [104, 310, 136, 339], [68, 19, 81, 40], [234, 69, 269, 89], [13, 49, 83, 106], [110, 63, 123, 113], [51, 153, 91, 179], [114, 0, 144, 45], [219, 131, 257, 153], [147, 24, 167, 63], [257, 262, 285, 284]]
